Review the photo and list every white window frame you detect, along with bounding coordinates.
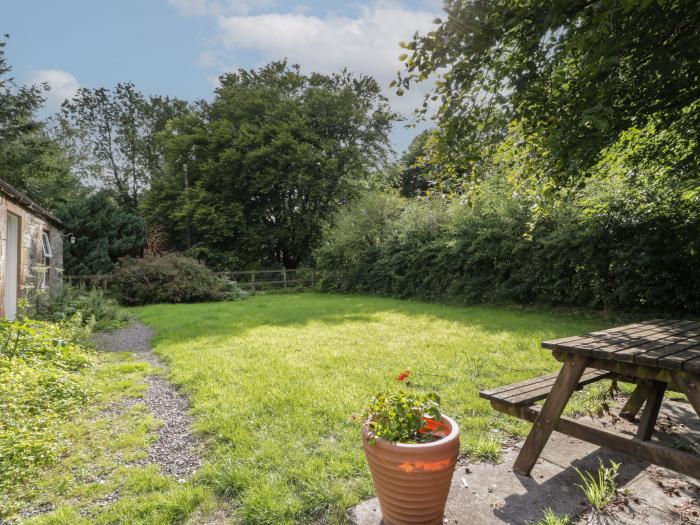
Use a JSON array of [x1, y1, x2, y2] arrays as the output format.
[[40, 231, 53, 288]]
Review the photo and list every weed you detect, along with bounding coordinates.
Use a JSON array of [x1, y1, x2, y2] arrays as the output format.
[[531, 507, 570, 525], [464, 436, 502, 462], [575, 459, 620, 510]]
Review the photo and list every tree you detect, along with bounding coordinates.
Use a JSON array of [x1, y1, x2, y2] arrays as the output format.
[[397, 1, 700, 191], [144, 61, 395, 268], [396, 130, 434, 197], [0, 36, 80, 209], [59, 191, 145, 275], [55, 83, 188, 210]]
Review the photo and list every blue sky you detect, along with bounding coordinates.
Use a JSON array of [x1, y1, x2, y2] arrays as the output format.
[[4, 0, 442, 153]]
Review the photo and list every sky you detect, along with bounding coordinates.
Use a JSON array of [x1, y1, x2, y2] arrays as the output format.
[[4, 0, 443, 153]]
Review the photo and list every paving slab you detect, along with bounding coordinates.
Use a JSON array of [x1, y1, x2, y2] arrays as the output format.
[[349, 399, 700, 525]]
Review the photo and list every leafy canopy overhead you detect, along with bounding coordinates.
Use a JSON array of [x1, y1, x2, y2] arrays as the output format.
[[397, 0, 700, 190]]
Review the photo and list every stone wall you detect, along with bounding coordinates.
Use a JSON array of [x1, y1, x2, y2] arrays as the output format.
[[0, 194, 64, 318]]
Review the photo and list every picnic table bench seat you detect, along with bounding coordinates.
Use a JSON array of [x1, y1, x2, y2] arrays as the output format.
[[480, 368, 612, 407]]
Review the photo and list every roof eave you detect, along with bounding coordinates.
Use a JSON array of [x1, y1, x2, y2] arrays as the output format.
[[0, 179, 66, 229]]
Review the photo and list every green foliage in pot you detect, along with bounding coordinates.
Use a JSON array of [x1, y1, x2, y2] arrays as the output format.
[[363, 389, 443, 444]]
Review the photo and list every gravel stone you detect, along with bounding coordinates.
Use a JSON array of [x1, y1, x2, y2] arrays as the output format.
[[93, 322, 203, 479]]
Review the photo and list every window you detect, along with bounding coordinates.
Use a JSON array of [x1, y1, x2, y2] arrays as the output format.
[[40, 231, 52, 288]]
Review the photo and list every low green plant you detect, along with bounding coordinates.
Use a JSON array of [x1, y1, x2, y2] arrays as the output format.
[[22, 282, 130, 331], [363, 372, 443, 444], [0, 317, 92, 499], [575, 459, 620, 510], [464, 436, 502, 462], [221, 277, 250, 301], [531, 508, 570, 525]]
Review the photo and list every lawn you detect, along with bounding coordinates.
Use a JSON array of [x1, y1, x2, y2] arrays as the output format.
[[135, 293, 608, 524]]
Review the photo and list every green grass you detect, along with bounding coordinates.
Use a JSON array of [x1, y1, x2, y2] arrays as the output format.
[[9, 350, 225, 524], [531, 508, 571, 525], [133, 293, 608, 524], [575, 459, 621, 511]]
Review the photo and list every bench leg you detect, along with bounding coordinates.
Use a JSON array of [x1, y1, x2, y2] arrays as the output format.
[[513, 354, 590, 476], [620, 381, 652, 420], [671, 372, 700, 419], [635, 381, 666, 441]]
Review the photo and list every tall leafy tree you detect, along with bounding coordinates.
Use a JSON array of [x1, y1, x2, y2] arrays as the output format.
[[55, 83, 188, 210], [59, 191, 145, 275], [0, 36, 80, 209], [145, 61, 395, 268], [397, 0, 700, 191]]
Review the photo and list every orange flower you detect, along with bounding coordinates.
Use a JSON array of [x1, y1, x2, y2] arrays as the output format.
[[396, 370, 411, 382]]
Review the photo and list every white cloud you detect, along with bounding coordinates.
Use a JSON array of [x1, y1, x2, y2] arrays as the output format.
[[209, 3, 440, 118], [172, 1, 442, 148], [29, 69, 80, 113]]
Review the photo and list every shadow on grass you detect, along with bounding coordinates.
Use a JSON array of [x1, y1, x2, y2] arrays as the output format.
[[134, 293, 608, 348]]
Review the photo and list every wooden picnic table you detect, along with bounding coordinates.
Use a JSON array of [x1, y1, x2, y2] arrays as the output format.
[[480, 320, 700, 479]]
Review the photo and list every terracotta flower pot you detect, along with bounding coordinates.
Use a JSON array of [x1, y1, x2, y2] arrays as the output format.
[[362, 415, 460, 525]]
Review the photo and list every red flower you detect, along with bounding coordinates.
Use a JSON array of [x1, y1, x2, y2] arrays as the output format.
[[396, 370, 411, 382]]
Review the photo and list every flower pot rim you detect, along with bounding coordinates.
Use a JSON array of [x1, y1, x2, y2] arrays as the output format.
[[362, 413, 460, 450]]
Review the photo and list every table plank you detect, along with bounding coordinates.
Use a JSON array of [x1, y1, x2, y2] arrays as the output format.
[[543, 321, 654, 347], [588, 321, 696, 359], [634, 338, 700, 368], [542, 320, 700, 372], [541, 320, 678, 356], [685, 357, 700, 374], [613, 321, 700, 364], [661, 346, 700, 371]]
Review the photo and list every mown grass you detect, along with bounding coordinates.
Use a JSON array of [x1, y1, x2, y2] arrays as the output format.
[[135, 293, 611, 524]]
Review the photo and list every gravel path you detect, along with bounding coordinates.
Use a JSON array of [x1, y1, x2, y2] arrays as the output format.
[[93, 322, 202, 480]]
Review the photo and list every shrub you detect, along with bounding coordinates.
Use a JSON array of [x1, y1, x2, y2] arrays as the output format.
[[110, 254, 239, 306], [220, 277, 250, 302], [315, 169, 700, 314], [24, 283, 130, 331], [315, 191, 404, 292], [0, 317, 91, 497]]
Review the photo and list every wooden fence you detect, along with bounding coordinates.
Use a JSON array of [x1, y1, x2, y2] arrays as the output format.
[[217, 268, 316, 291], [65, 268, 317, 292]]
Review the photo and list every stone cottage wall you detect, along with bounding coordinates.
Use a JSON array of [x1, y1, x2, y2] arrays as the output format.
[[0, 194, 64, 318]]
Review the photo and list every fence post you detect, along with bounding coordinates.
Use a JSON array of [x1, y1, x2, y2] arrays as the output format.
[[251, 271, 256, 293], [282, 268, 287, 289]]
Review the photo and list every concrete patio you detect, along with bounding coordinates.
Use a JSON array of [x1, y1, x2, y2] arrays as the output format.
[[349, 398, 700, 525]]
